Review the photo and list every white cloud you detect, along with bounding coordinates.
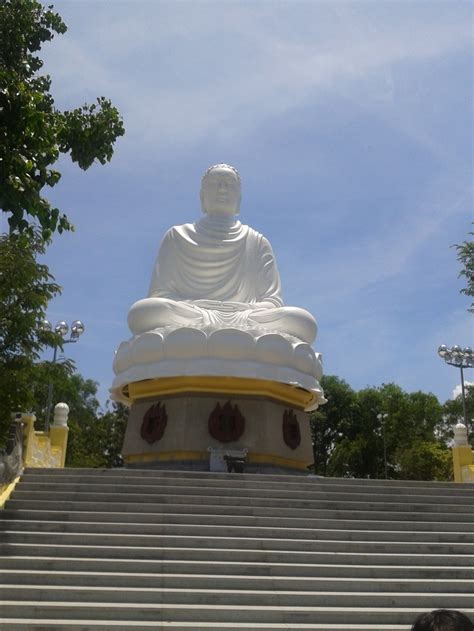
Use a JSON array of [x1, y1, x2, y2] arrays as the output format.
[[453, 382, 474, 400], [29, 1, 472, 406], [42, 1, 471, 154], [281, 164, 472, 310]]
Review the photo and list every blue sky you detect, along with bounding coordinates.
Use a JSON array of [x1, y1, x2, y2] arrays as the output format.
[[4, 0, 472, 408]]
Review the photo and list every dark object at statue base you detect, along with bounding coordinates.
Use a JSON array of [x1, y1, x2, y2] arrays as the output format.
[[224, 454, 246, 473]]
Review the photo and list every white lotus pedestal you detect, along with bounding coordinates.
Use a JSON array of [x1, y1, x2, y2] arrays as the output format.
[[111, 326, 326, 474]]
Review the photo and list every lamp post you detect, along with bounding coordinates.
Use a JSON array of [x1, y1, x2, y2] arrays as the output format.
[[377, 412, 389, 479], [41, 319, 85, 433], [437, 345, 473, 430]]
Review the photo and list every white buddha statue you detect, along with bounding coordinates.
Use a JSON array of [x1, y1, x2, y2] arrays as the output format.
[[127, 164, 317, 345]]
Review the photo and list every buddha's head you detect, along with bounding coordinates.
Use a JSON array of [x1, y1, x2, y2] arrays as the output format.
[[200, 164, 241, 217]]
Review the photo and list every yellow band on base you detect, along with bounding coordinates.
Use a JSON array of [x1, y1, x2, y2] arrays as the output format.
[[125, 376, 313, 410], [123, 450, 310, 471], [124, 450, 206, 465], [247, 453, 310, 471]]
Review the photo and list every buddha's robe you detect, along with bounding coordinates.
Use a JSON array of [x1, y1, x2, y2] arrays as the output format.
[[127, 215, 317, 344]]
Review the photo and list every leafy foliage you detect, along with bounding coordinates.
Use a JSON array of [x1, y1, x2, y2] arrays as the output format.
[[310, 375, 357, 476], [0, 0, 124, 239], [66, 402, 127, 469], [441, 385, 474, 447], [395, 442, 452, 481], [311, 377, 453, 481], [65, 401, 127, 469], [454, 226, 474, 312], [31, 365, 98, 430], [29, 364, 127, 467], [0, 230, 63, 445]]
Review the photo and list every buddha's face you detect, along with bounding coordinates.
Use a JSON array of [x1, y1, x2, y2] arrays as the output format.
[[200, 166, 241, 216]]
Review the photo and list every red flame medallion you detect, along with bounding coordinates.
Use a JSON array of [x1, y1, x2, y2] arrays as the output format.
[[282, 409, 301, 450], [208, 401, 245, 443], [140, 402, 168, 444]]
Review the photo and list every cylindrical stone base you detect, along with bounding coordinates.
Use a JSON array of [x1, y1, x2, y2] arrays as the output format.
[[122, 393, 314, 474]]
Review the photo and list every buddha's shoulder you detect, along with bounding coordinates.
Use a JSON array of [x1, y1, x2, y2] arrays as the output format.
[[162, 223, 195, 239], [241, 224, 272, 244], [161, 220, 269, 244]]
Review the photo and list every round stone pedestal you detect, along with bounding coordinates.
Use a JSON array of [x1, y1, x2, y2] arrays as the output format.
[[122, 386, 314, 474]]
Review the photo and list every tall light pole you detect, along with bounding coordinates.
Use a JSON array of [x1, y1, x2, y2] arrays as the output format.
[[377, 412, 388, 479], [437, 345, 473, 431], [41, 319, 85, 432]]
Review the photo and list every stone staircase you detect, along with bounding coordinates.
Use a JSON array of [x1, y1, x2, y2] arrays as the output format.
[[0, 468, 473, 630]]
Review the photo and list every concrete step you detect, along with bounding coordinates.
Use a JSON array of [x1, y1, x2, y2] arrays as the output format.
[[7, 498, 474, 524], [22, 467, 473, 492], [19, 472, 474, 499], [16, 480, 474, 505], [3, 508, 473, 533], [1, 601, 474, 624], [3, 469, 472, 629], [1, 569, 472, 593], [3, 530, 473, 555], [2, 543, 472, 566], [2, 585, 473, 609], [3, 519, 472, 544], [0, 621, 413, 631], [11, 488, 474, 514], [3, 557, 472, 579]]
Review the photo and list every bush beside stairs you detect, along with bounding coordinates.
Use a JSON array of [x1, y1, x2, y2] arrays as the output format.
[[0, 467, 473, 630]]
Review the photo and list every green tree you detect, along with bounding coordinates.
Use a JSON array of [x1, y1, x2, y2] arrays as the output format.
[[30, 364, 127, 467], [441, 385, 474, 448], [310, 375, 357, 476], [312, 378, 448, 480], [324, 383, 398, 479], [66, 405, 127, 469], [395, 441, 452, 481], [0, 231, 62, 446], [92, 402, 127, 469], [0, 0, 124, 239], [454, 227, 474, 312], [31, 365, 99, 430], [0, 0, 124, 444]]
